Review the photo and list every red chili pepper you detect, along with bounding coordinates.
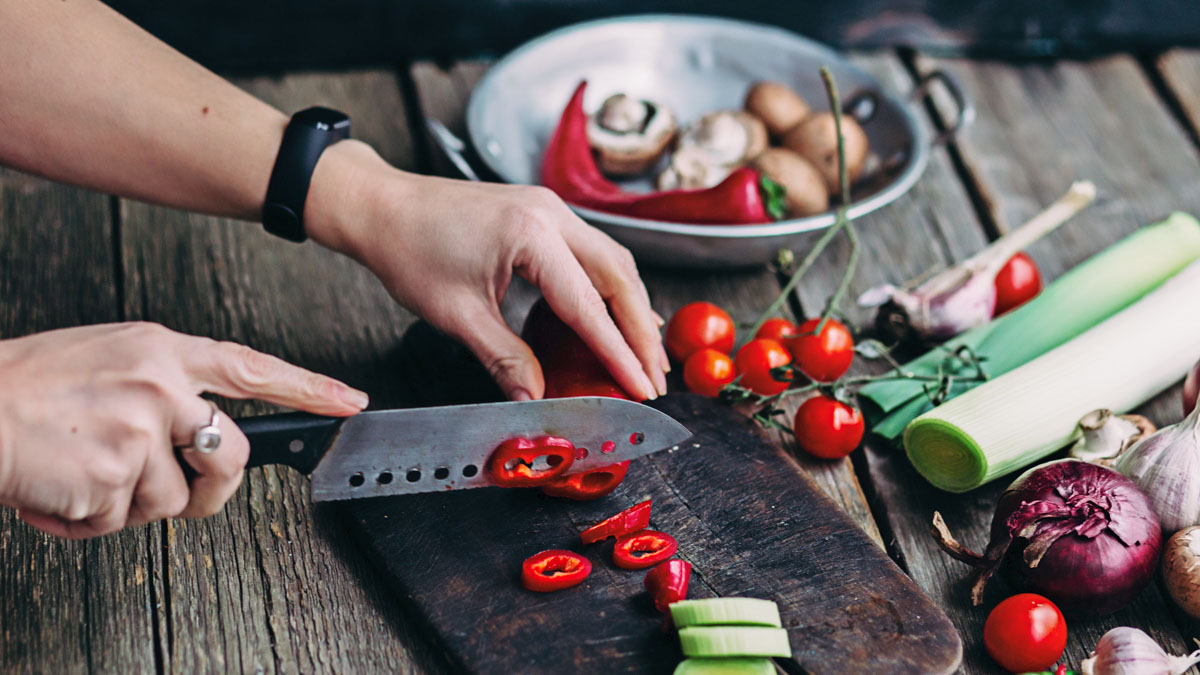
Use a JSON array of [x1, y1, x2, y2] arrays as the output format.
[[541, 81, 774, 225], [488, 436, 575, 487], [643, 559, 691, 613], [540, 460, 630, 500], [613, 529, 678, 569], [521, 549, 592, 592], [580, 499, 653, 545]]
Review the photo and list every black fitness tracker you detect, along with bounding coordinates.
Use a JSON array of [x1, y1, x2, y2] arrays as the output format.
[[261, 107, 352, 242]]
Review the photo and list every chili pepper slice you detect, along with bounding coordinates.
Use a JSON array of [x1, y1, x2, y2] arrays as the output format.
[[521, 549, 592, 592], [580, 499, 652, 545], [541, 81, 773, 225], [540, 460, 630, 500], [488, 436, 575, 488], [613, 529, 678, 569], [643, 558, 692, 613]]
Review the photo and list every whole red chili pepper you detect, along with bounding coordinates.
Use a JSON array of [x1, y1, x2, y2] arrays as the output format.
[[580, 499, 653, 545], [488, 436, 575, 487], [542, 81, 775, 225], [613, 529, 678, 569], [540, 460, 630, 500], [643, 559, 691, 612], [521, 549, 592, 592]]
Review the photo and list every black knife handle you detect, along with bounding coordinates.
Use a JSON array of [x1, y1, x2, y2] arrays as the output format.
[[236, 412, 346, 475]]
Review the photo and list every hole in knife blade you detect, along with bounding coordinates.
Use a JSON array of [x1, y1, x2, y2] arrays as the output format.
[[434, 467, 450, 480], [462, 464, 478, 478], [601, 440, 616, 454], [377, 471, 393, 485], [629, 432, 644, 445], [576, 447, 589, 460], [406, 469, 421, 482], [348, 473, 365, 487], [288, 439, 305, 453]]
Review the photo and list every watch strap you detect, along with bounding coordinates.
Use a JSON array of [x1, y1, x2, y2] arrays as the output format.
[[262, 107, 351, 242]]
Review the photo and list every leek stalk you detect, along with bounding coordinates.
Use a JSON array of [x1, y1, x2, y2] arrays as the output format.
[[905, 258, 1200, 492], [859, 213, 1200, 439]]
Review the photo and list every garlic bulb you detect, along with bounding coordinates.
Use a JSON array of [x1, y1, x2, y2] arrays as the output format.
[[1069, 409, 1156, 466], [1081, 627, 1200, 675], [1115, 399, 1200, 534]]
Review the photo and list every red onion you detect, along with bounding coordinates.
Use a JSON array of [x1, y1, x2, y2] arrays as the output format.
[[1184, 358, 1199, 416], [932, 459, 1162, 616]]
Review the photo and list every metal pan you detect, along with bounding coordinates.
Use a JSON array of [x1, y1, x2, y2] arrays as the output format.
[[439, 15, 971, 268]]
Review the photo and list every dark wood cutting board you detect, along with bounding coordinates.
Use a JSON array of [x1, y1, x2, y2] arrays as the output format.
[[340, 392, 962, 674]]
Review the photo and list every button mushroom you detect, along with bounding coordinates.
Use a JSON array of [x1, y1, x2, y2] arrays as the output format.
[[751, 148, 829, 218], [587, 94, 677, 177], [744, 81, 811, 138], [655, 110, 767, 190], [783, 112, 869, 194]]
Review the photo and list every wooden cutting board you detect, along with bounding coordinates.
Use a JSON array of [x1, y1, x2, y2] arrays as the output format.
[[341, 393, 962, 674]]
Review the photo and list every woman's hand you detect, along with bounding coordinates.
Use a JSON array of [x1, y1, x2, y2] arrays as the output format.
[[0, 322, 367, 539], [307, 141, 670, 402]]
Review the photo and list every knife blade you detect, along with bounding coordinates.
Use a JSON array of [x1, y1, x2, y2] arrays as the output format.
[[235, 397, 692, 502]]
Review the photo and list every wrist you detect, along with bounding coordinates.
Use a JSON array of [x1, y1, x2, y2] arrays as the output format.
[[304, 140, 403, 259]]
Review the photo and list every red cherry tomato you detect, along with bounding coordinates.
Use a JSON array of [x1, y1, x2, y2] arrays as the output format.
[[793, 396, 864, 459], [666, 302, 736, 362], [539, 461, 630, 500], [994, 252, 1043, 316], [521, 549, 592, 592], [983, 594, 1067, 673], [754, 317, 797, 342], [612, 530, 678, 569], [733, 339, 792, 396], [783, 318, 854, 382], [683, 348, 736, 397]]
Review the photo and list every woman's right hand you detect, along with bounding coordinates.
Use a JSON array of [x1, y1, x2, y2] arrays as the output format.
[[0, 322, 368, 539]]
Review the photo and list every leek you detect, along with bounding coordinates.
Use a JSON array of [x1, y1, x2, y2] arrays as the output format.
[[860, 212, 1200, 439], [905, 258, 1200, 492]]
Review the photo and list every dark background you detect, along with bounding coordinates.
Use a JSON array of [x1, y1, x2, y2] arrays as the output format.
[[109, 0, 1200, 73]]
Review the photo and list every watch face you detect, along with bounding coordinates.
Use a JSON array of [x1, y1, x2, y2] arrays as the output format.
[[294, 106, 351, 135]]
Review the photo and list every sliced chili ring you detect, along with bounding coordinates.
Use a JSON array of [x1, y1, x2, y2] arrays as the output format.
[[580, 499, 652, 545], [488, 436, 575, 488], [521, 549, 592, 592], [540, 460, 630, 500], [644, 558, 692, 613], [613, 529, 678, 569]]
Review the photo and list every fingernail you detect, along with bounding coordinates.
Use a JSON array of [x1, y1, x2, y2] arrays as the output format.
[[659, 344, 672, 374], [640, 373, 658, 401], [653, 310, 666, 327], [653, 369, 668, 397], [511, 388, 533, 402], [339, 386, 370, 410]]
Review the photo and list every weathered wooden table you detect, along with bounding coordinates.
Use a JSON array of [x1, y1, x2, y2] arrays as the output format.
[[4, 49, 1200, 674]]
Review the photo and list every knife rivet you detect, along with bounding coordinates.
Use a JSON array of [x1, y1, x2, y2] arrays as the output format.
[[288, 439, 305, 454]]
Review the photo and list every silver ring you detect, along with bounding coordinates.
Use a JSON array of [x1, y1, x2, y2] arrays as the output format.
[[190, 401, 222, 454]]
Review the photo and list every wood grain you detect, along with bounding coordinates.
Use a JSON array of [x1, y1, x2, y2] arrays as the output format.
[[119, 70, 440, 674], [1158, 49, 1200, 143], [874, 53, 1200, 671], [0, 171, 161, 673], [346, 393, 961, 675]]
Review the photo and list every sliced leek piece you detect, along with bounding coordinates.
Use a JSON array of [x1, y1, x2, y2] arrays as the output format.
[[678, 627, 791, 658], [670, 598, 782, 628], [672, 657, 775, 675]]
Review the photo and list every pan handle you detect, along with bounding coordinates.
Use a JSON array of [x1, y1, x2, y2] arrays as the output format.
[[425, 118, 483, 182], [910, 69, 976, 145]]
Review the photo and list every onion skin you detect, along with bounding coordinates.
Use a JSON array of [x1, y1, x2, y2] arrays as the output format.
[[1185, 359, 1199, 416], [1162, 526, 1200, 619]]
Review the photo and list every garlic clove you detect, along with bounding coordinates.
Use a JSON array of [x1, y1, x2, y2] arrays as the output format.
[[1115, 400, 1200, 535], [1069, 409, 1157, 466]]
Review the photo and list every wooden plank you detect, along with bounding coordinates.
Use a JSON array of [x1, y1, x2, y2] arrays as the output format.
[[857, 53, 1200, 671], [408, 60, 884, 546], [1158, 49, 1200, 143], [0, 170, 161, 673], [119, 70, 440, 674], [347, 393, 961, 674]]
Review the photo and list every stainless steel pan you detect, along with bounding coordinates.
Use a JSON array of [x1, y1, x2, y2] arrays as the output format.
[[431, 15, 972, 268]]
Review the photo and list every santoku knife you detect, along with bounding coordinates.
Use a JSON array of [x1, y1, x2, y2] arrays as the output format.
[[236, 397, 692, 502]]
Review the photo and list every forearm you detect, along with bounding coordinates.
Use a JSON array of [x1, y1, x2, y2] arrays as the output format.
[[0, 0, 289, 220]]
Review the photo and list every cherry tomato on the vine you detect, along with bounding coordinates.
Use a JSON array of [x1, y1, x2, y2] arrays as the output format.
[[784, 318, 854, 382], [665, 302, 736, 362], [733, 339, 792, 396], [793, 395, 864, 459], [683, 348, 736, 397], [754, 317, 797, 342], [993, 252, 1042, 316], [983, 594, 1067, 673]]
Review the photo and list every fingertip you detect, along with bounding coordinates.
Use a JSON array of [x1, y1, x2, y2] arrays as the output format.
[[336, 385, 370, 412]]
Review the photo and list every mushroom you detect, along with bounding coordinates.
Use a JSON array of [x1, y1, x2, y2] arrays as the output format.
[[655, 110, 767, 190], [587, 94, 677, 177], [783, 112, 869, 194], [744, 81, 811, 138], [751, 148, 829, 218]]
